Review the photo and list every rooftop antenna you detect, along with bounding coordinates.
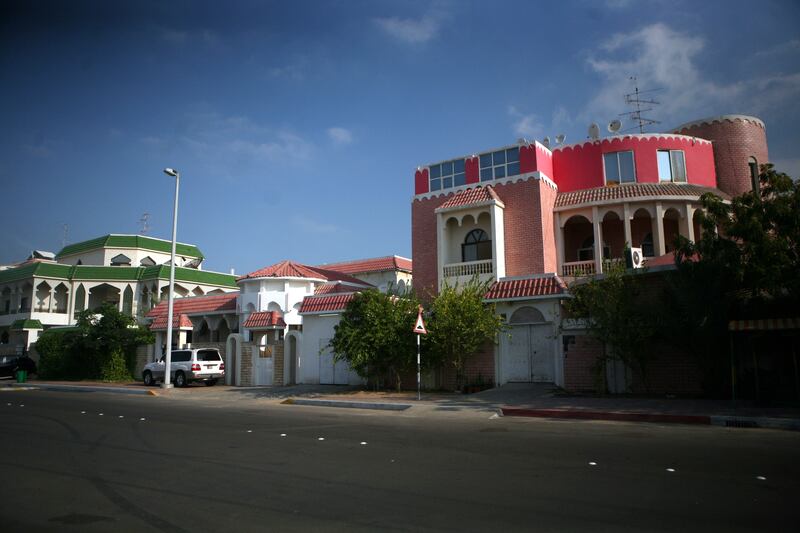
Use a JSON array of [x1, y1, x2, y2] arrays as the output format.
[[139, 212, 150, 235], [620, 76, 661, 133]]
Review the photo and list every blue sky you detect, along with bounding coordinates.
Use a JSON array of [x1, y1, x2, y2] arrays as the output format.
[[2, 0, 799, 274]]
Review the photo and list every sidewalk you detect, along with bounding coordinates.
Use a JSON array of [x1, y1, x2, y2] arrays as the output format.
[[309, 384, 800, 431], [5, 378, 799, 430]]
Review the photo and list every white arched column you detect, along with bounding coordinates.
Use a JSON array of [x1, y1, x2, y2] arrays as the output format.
[[654, 202, 666, 257], [591, 206, 603, 274], [623, 203, 633, 248], [680, 203, 696, 243]]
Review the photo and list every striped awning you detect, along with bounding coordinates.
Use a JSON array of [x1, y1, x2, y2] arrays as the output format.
[[728, 318, 800, 331]]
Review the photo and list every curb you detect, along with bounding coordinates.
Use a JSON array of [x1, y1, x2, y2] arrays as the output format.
[[501, 407, 800, 431], [710, 415, 800, 431], [10, 383, 152, 396], [283, 398, 412, 411], [501, 407, 710, 425]]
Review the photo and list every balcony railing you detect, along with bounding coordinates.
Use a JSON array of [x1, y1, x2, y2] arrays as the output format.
[[443, 259, 493, 278], [561, 260, 595, 277], [561, 258, 627, 277]]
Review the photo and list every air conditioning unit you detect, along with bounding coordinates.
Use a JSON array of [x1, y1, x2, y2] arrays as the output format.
[[626, 247, 644, 269]]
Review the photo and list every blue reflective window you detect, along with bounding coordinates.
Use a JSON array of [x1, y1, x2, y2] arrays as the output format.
[[481, 168, 493, 181], [441, 161, 453, 176], [454, 173, 466, 186], [493, 150, 506, 165], [619, 151, 635, 183], [430, 178, 441, 191], [495, 166, 506, 179], [507, 162, 520, 176], [430, 165, 441, 179], [454, 159, 465, 173], [480, 154, 492, 168], [604, 153, 620, 183], [443, 176, 453, 188], [507, 147, 519, 163]]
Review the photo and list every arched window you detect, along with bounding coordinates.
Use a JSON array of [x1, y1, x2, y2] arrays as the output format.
[[462, 229, 491, 262], [749, 157, 759, 193]]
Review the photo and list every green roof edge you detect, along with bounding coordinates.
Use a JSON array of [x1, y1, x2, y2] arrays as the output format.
[[56, 234, 204, 259]]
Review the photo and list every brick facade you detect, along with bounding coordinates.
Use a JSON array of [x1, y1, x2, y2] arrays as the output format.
[[675, 117, 768, 198], [495, 177, 558, 277], [411, 194, 450, 300], [563, 334, 603, 392]]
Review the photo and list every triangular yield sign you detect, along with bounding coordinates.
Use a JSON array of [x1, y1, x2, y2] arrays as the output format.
[[413, 311, 427, 335]]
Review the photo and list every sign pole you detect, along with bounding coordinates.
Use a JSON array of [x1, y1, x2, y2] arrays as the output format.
[[413, 306, 427, 402], [417, 333, 421, 401]]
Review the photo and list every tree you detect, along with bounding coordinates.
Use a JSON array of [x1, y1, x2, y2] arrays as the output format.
[[664, 164, 800, 394], [564, 263, 658, 392], [37, 303, 154, 381], [330, 289, 420, 391], [425, 278, 505, 391]]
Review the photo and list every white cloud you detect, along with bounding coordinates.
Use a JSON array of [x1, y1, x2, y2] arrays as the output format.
[[228, 132, 313, 161], [327, 127, 353, 146], [374, 6, 448, 44], [158, 27, 221, 48], [752, 39, 800, 59], [291, 215, 340, 235], [140, 112, 314, 170], [508, 106, 544, 139], [580, 23, 800, 130], [604, 0, 634, 8]]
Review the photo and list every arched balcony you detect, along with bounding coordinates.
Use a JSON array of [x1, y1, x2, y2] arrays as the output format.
[[556, 197, 705, 277], [435, 186, 506, 288]]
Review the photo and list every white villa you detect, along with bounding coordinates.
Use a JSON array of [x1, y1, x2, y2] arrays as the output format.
[[0, 234, 238, 355], [145, 256, 413, 387]]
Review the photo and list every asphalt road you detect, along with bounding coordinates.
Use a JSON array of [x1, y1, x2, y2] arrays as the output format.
[[1, 390, 798, 532]]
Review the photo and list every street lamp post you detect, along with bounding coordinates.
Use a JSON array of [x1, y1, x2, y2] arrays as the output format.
[[162, 167, 180, 389]]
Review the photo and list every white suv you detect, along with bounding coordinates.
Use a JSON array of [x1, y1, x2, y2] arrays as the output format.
[[142, 348, 225, 387]]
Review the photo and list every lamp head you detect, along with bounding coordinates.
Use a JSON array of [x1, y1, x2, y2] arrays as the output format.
[[163, 168, 179, 177]]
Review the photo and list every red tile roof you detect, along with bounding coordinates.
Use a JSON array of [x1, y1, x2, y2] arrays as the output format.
[[243, 311, 287, 329], [555, 183, 730, 208], [150, 313, 194, 330], [299, 293, 357, 314], [437, 185, 501, 210], [314, 282, 368, 295], [317, 255, 413, 274], [146, 293, 237, 319], [238, 259, 368, 285], [484, 276, 568, 301]]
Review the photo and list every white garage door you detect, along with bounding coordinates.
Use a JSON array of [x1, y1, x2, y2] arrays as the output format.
[[503, 306, 554, 383], [505, 324, 554, 382], [319, 339, 351, 385]]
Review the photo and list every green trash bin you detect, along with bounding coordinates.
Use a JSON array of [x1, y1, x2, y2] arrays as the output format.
[[15, 369, 27, 383]]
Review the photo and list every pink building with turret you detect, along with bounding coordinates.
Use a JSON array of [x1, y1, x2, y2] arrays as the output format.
[[411, 115, 768, 390]]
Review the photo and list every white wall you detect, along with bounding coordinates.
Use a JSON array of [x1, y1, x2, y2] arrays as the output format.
[[300, 313, 362, 385]]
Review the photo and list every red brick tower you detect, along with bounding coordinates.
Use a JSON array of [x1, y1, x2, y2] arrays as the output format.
[[673, 115, 768, 197]]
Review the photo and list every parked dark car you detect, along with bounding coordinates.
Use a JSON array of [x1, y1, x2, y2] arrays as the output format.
[[0, 355, 37, 378]]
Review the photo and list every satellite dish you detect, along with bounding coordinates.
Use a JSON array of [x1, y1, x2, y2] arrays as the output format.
[[608, 119, 622, 133], [555, 134, 566, 145], [542, 136, 551, 149], [588, 123, 600, 140]]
